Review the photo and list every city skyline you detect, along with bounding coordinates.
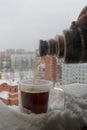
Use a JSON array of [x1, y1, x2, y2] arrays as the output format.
[[0, 0, 86, 51], [0, 48, 35, 53]]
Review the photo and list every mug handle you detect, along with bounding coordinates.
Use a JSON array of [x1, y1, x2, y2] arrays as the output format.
[[48, 87, 65, 111]]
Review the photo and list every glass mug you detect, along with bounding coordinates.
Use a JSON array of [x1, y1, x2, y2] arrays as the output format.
[[18, 79, 64, 114]]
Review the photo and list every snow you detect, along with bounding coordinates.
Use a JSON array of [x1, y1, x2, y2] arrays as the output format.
[[0, 79, 18, 86], [0, 79, 9, 85], [8, 80, 18, 86], [0, 91, 9, 99], [0, 83, 87, 130], [58, 83, 87, 97]]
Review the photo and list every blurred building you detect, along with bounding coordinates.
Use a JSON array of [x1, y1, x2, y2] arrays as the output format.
[[0, 51, 11, 71], [11, 52, 35, 71], [0, 49, 35, 72]]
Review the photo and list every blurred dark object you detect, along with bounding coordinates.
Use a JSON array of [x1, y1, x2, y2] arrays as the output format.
[[39, 6, 87, 63]]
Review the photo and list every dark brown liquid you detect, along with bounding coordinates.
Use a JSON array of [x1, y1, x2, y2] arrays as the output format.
[[21, 90, 49, 114]]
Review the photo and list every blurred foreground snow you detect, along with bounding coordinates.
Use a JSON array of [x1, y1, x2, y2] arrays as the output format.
[[0, 83, 87, 130]]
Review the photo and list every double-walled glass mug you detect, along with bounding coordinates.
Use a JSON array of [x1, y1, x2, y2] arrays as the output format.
[[18, 79, 53, 114]]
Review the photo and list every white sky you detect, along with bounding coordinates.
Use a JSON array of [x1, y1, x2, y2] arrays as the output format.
[[0, 0, 86, 51]]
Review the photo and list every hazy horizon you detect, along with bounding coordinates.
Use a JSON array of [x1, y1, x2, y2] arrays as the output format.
[[0, 0, 86, 51]]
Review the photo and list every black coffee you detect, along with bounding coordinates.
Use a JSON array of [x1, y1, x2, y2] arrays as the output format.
[[21, 90, 49, 114]]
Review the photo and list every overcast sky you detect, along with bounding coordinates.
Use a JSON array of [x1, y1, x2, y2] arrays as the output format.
[[0, 0, 86, 51]]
